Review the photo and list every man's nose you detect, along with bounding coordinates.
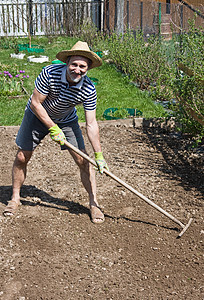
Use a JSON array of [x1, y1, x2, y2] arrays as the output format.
[[74, 67, 82, 74]]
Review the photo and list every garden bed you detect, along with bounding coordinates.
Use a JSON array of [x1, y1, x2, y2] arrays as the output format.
[[0, 123, 203, 299]]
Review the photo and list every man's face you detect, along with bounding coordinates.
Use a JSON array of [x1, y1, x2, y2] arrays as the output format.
[[66, 56, 89, 84]]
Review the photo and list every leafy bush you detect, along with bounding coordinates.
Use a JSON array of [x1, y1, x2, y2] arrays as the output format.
[[105, 31, 173, 92], [76, 18, 105, 52], [78, 26, 176, 99], [170, 19, 204, 139]]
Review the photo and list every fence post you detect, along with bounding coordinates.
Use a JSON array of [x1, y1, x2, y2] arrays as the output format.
[[140, 1, 143, 31], [98, 0, 102, 31], [105, 0, 110, 33], [158, 2, 161, 36], [127, 0, 129, 30], [28, 0, 33, 47], [28, 0, 33, 35], [180, 4, 183, 29]]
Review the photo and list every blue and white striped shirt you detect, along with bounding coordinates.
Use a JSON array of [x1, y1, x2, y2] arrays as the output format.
[[27, 64, 97, 124]]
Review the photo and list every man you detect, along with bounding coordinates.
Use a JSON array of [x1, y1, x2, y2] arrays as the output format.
[[3, 41, 108, 224]]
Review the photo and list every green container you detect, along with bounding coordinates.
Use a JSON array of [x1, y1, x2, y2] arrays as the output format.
[[88, 77, 99, 85], [95, 51, 103, 58], [52, 59, 66, 64], [103, 108, 143, 120]]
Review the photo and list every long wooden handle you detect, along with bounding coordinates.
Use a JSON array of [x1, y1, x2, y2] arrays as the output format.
[[64, 140, 185, 228]]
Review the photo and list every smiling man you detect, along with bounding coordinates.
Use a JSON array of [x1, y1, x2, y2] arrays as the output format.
[[3, 41, 109, 223], [66, 56, 89, 83]]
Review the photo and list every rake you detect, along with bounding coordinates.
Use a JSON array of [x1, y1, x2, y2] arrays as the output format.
[[64, 140, 193, 238]]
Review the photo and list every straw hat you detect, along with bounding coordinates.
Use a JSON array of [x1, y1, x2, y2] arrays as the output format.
[[56, 41, 102, 69]]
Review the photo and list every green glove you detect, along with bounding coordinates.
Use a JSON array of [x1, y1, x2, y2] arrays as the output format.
[[49, 124, 65, 145], [94, 152, 109, 174]]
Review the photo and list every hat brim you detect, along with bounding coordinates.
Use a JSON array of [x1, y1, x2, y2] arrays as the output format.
[[56, 50, 102, 69]]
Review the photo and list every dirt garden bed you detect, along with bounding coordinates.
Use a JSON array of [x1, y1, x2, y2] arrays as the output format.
[[0, 120, 203, 300]]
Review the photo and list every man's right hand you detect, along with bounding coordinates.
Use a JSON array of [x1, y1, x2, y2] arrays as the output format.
[[94, 152, 109, 174], [48, 124, 65, 145]]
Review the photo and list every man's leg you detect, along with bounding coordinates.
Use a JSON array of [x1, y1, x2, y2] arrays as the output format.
[[3, 149, 33, 216], [69, 149, 104, 224]]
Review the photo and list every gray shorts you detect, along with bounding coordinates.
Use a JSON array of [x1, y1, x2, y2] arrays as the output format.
[[16, 108, 85, 151]]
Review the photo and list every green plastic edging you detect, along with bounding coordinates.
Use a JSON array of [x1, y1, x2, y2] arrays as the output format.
[[103, 108, 143, 120], [18, 44, 44, 53]]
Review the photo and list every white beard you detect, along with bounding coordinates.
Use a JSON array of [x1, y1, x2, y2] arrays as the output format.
[[67, 69, 87, 83]]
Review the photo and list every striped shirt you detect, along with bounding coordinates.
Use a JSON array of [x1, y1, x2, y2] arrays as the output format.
[[26, 64, 97, 124]]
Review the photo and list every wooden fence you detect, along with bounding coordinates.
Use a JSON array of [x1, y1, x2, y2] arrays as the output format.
[[0, 1, 104, 37], [0, 0, 203, 37], [104, 0, 203, 38]]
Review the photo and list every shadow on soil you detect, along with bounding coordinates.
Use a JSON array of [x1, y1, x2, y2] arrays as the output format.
[[0, 185, 179, 233], [109, 215, 179, 232], [0, 185, 90, 217], [142, 121, 204, 197]]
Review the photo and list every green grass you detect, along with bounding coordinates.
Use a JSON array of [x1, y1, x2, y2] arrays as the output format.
[[0, 96, 28, 125], [0, 36, 167, 125]]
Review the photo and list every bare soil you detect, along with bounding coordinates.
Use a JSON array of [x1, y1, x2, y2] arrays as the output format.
[[0, 121, 203, 300]]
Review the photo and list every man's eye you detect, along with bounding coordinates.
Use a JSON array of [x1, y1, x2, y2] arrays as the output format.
[[70, 63, 87, 69]]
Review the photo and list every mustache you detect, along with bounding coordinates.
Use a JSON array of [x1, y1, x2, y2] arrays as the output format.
[[70, 70, 82, 75]]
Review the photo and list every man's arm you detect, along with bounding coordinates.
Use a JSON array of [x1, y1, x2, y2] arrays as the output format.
[[85, 109, 101, 152], [30, 87, 55, 129], [30, 88, 65, 145], [85, 109, 109, 174]]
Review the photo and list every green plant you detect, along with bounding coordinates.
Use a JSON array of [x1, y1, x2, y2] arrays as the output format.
[[76, 18, 105, 51], [0, 67, 29, 96], [76, 18, 98, 47], [0, 37, 18, 51], [172, 76, 204, 137], [92, 30, 176, 98], [170, 19, 204, 140]]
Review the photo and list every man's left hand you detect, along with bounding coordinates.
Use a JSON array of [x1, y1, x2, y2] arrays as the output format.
[[94, 152, 109, 174], [49, 124, 65, 145]]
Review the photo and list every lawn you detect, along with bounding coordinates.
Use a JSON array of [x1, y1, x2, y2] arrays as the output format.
[[0, 36, 167, 125]]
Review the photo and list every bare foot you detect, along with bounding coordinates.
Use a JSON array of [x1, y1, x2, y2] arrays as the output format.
[[90, 206, 105, 224], [3, 200, 21, 217]]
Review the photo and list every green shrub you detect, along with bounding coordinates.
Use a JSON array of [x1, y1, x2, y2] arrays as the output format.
[[170, 19, 204, 139], [75, 18, 105, 52]]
